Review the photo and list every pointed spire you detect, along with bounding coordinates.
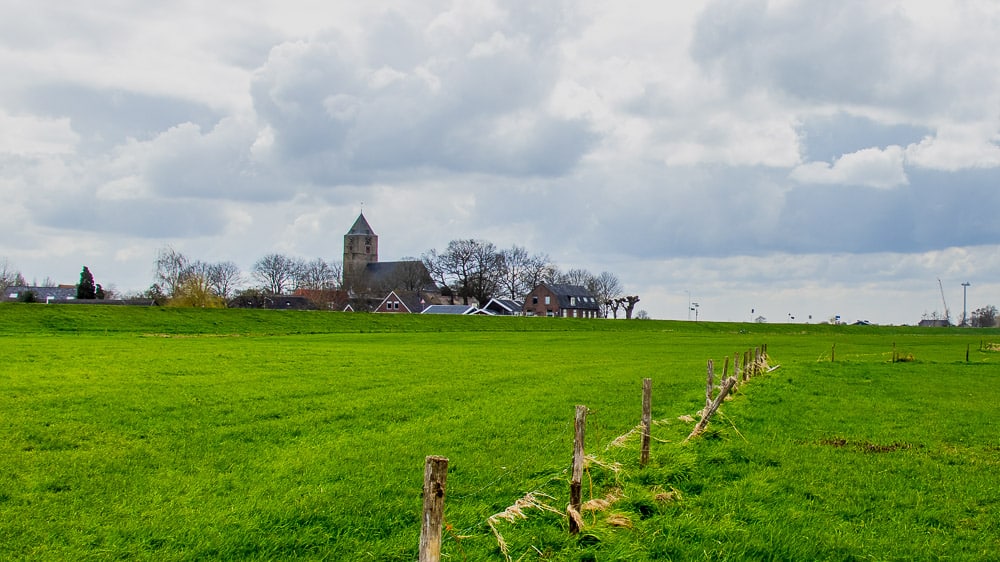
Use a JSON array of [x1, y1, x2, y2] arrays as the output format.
[[347, 212, 375, 236]]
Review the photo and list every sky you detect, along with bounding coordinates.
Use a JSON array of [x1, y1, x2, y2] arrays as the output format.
[[2, 0, 999, 324]]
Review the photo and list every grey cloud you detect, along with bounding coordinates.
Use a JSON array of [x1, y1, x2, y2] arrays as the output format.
[[16, 85, 220, 152], [691, 1, 934, 112], [488, 160, 1000, 263], [143, 120, 283, 202], [799, 112, 929, 163], [250, 14, 595, 184], [31, 194, 226, 238]]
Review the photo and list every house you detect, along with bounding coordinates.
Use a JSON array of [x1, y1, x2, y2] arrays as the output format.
[[918, 319, 951, 327], [421, 304, 478, 315], [482, 297, 524, 316], [375, 290, 428, 313], [4, 286, 77, 303], [522, 284, 601, 318]]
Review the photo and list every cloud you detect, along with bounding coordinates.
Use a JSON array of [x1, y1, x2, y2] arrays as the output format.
[[0, 109, 78, 155], [249, 10, 596, 184], [905, 123, 1000, 171], [791, 145, 908, 189]]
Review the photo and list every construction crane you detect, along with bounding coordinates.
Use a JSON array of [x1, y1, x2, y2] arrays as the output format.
[[937, 278, 951, 325]]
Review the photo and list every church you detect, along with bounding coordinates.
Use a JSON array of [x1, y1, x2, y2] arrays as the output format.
[[342, 212, 436, 296]]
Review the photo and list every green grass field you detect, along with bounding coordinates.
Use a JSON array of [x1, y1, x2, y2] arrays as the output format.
[[1, 304, 998, 560]]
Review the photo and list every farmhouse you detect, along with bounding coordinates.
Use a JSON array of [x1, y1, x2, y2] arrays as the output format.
[[522, 283, 601, 318]]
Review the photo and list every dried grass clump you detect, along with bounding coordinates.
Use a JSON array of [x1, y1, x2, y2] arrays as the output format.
[[606, 424, 640, 449], [653, 487, 682, 503], [487, 492, 563, 560], [677, 414, 695, 423], [582, 488, 624, 512], [606, 513, 633, 528]]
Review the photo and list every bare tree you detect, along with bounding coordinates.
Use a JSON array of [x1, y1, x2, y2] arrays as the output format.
[[557, 268, 594, 287], [252, 253, 303, 295], [621, 295, 640, 320], [421, 249, 450, 291], [588, 271, 623, 318], [0, 257, 26, 293], [499, 246, 556, 300], [424, 239, 504, 305], [297, 258, 340, 290], [207, 261, 243, 299], [154, 247, 190, 297]]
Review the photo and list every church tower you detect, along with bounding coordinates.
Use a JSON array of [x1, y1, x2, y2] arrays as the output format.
[[343, 212, 378, 290]]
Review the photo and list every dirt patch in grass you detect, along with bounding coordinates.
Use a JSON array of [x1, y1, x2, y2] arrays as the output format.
[[817, 437, 916, 453]]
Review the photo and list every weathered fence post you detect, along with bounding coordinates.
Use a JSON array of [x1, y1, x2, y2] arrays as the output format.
[[419, 456, 449, 562], [641, 378, 652, 468], [831, 343, 836, 362], [892, 342, 897, 363], [569, 405, 587, 534], [685, 376, 737, 442], [705, 360, 714, 411], [966, 343, 970, 363], [743, 350, 750, 381]]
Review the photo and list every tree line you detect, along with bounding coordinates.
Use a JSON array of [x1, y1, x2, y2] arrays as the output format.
[[140, 241, 637, 317], [421, 239, 631, 318]]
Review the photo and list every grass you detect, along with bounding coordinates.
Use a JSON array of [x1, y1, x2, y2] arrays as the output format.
[[0, 303, 998, 560]]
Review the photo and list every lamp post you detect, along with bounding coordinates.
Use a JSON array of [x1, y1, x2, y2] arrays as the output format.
[[961, 282, 971, 327], [691, 302, 700, 322]]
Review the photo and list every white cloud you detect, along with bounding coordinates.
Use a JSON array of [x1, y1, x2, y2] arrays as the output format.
[[791, 145, 908, 189], [904, 123, 1000, 171], [0, 110, 78, 155]]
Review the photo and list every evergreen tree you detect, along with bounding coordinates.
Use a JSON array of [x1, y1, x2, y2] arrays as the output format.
[[77, 266, 97, 299]]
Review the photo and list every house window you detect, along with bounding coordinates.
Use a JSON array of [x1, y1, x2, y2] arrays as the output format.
[[570, 296, 576, 306], [544, 296, 551, 305], [532, 296, 538, 305]]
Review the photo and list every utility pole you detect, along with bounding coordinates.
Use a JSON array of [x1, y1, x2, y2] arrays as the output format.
[[962, 282, 971, 327]]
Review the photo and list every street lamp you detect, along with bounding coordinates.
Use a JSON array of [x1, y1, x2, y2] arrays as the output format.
[[962, 282, 971, 327], [691, 302, 700, 322]]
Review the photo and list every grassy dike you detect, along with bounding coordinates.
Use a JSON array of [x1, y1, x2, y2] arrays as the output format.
[[0, 303, 997, 560]]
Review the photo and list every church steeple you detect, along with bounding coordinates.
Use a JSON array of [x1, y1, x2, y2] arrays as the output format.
[[343, 212, 378, 291], [347, 212, 375, 236]]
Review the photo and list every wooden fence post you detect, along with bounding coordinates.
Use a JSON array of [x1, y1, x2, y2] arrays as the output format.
[[743, 350, 750, 381], [966, 343, 970, 363], [831, 343, 836, 362], [705, 360, 714, 411], [569, 405, 587, 534], [641, 378, 652, 468], [685, 376, 736, 442], [419, 456, 449, 562], [892, 342, 897, 363]]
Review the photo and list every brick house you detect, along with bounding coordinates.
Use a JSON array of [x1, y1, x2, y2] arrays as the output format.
[[522, 283, 601, 318]]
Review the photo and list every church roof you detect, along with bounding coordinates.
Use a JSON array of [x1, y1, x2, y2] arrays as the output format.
[[346, 212, 376, 236]]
